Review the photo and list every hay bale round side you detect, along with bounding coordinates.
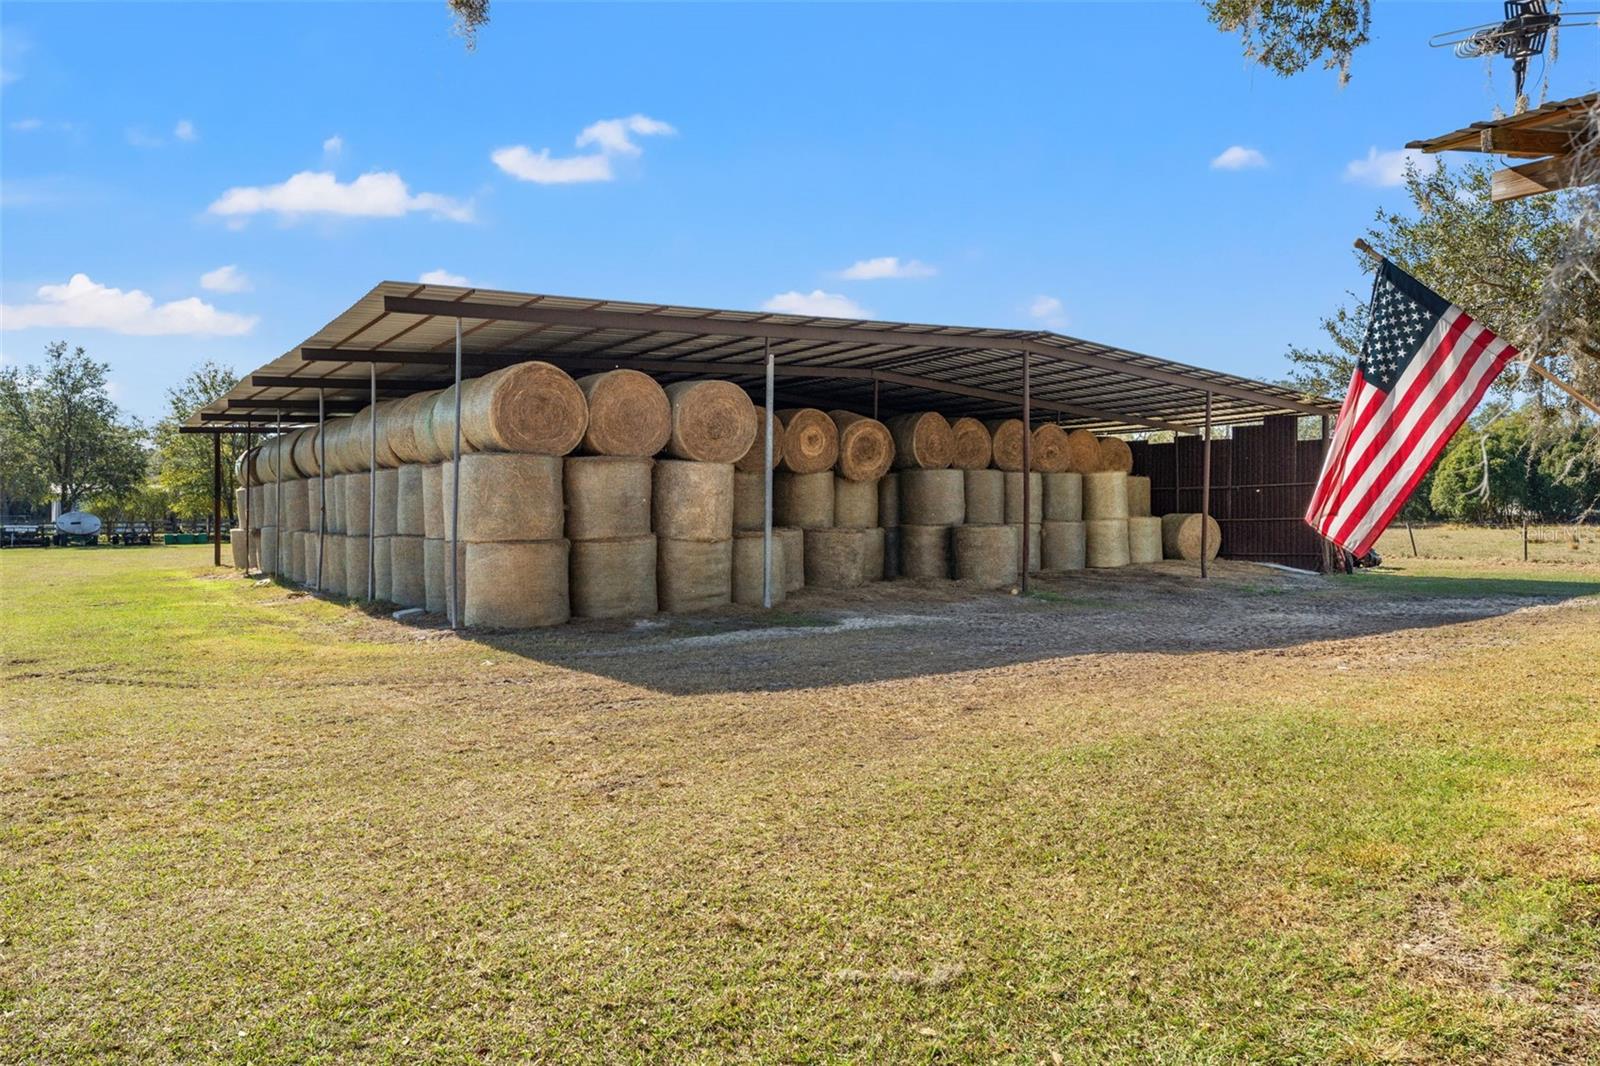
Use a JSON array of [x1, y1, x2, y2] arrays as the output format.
[[878, 473, 900, 527], [390, 535, 426, 607], [334, 409, 371, 474], [421, 465, 445, 540], [566, 456, 653, 540], [663, 380, 757, 464], [775, 527, 805, 592], [1085, 519, 1130, 568], [289, 532, 308, 584], [1031, 424, 1072, 473], [1127, 516, 1162, 564], [463, 540, 571, 627], [773, 470, 835, 529], [803, 528, 868, 589], [776, 408, 839, 474], [1003, 471, 1043, 525], [1043, 472, 1083, 522], [418, 388, 458, 465], [1062, 429, 1100, 473], [373, 468, 399, 537], [343, 535, 369, 595], [442, 538, 469, 617], [372, 402, 405, 468], [325, 475, 345, 534], [291, 427, 322, 478], [1083, 471, 1130, 519], [384, 393, 432, 466], [952, 524, 1019, 588], [575, 370, 671, 457], [949, 417, 993, 470], [570, 535, 658, 618], [652, 460, 734, 541], [444, 453, 565, 543], [900, 469, 965, 526], [229, 528, 246, 569], [735, 410, 784, 473], [887, 412, 953, 470], [732, 470, 767, 532], [1041, 520, 1086, 571], [900, 524, 952, 579], [731, 531, 785, 606], [372, 536, 394, 601], [283, 482, 310, 531], [305, 480, 324, 535], [833, 476, 879, 529], [422, 538, 458, 614], [986, 419, 1025, 471], [396, 466, 425, 536], [320, 534, 346, 594], [342, 472, 372, 535], [831, 411, 895, 482], [1126, 475, 1152, 518], [1097, 435, 1134, 473], [657, 537, 732, 612], [460, 362, 588, 456], [860, 526, 886, 584], [1160, 513, 1222, 561], [1014, 523, 1042, 573], [963, 469, 1004, 525]]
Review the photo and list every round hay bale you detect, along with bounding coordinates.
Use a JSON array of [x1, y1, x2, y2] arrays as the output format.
[[342, 472, 372, 535], [860, 526, 885, 584], [283, 482, 310, 531], [422, 538, 445, 613], [735, 410, 785, 473], [259, 527, 279, 575], [878, 473, 900, 527], [830, 411, 894, 482], [463, 540, 570, 627], [652, 460, 734, 541], [306, 479, 324, 534], [963, 469, 1005, 525], [887, 412, 953, 470], [229, 528, 246, 569], [1085, 518, 1130, 568], [899, 469, 965, 526], [291, 427, 322, 478], [657, 537, 732, 612], [1097, 435, 1134, 473], [338, 408, 374, 474], [571, 535, 658, 618], [776, 408, 839, 474], [949, 417, 992, 470], [1043, 472, 1083, 522], [396, 465, 425, 536], [733, 470, 767, 532], [833, 475, 878, 529], [234, 487, 247, 526], [1126, 475, 1152, 518], [882, 526, 901, 580], [322, 534, 347, 595], [373, 468, 400, 536], [343, 535, 370, 595], [372, 402, 405, 468], [1063, 429, 1100, 473], [775, 527, 805, 592], [986, 419, 1025, 472], [565, 456, 653, 540], [664, 380, 757, 464], [422, 464, 444, 540], [1041, 520, 1086, 571], [289, 532, 308, 584], [372, 536, 394, 601], [390, 535, 426, 607], [460, 362, 588, 456], [444, 453, 565, 543], [380, 393, 425, 466], [1083, 471, 1130, 519], [899, 524, 952, 580], [417, 388, 457, 465], [1003, 471, 1043, 525], [803, 528, 869, 589], [1160, 513, 1222, 561], [441, 538, 469, 617], [953, 524, 1019, 588], [323, 475, 343, 534], [1128, 516, 1162, 564], [731, 531, 786, 606], [304, 533, 323, 588], [1031, 424, 1072, 473], [773, 470, 834, 529], [575, 370, 671, 457], [1014, 522, 1042, 574]]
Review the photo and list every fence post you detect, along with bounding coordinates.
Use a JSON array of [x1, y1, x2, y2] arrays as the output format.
[[1406, 520, 1417, 558], [1523, 515, 1529, 562]]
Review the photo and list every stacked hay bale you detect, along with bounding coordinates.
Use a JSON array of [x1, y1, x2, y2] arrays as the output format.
[[730, 412, 796, 604], [892, 412, 961, 580], [1160, 513, 1222, 561], [390, 465, 426, 607], [949, 417, 993, 472], [1004, 469, 1043, 574], [773, 408, 838, 551], [1083, 470, 1131, 568], [878, 472, 900, 579], [1041, 472, 1085, 571], [446, 453, 570, 627], [826, 411, 893, 586], [372, 466, 400, 601], [953, 524, 1019, 588], [653, 381, 752, 612], [987, 418, 1024, 472], [342, 469, 373, 598]]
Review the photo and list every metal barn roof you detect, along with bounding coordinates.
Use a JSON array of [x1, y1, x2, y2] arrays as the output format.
[[187, 282, 1339, 435]]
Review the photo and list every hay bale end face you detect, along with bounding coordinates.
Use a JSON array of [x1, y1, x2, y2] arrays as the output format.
[[887, 412, 954, 470], [986, 419, 1025, 472], [776, 408, 840, 474], [575, 370, 672, 457], [735, 410, 785, 473], [949, 417, 993, 470], [460, 362, 589, 456], [665, 380, 758, 464], [1063, 429, 1100, 474], [1030, 424, 1072, 473], [1097, 435, 1134, 473], [830, 411, 895, 482]]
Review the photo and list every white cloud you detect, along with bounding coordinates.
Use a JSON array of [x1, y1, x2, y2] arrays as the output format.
[[10, 117, 42, 132], [1344, 147, 1437, 187], [491, 146, 614, 184], [762, 290, 870, 319], [419, 268, 469, 286], [323, 135, 343, 155], [126, 127, 164, 149], [174, 119, 197, 142], [1211, 145, 1267, 170], [1028, 295, 1068, 329], [0, 274, 257, 336], [200, 264, 251, 293], [839, 256, 937, 280], [575, 114, 676, 157], [494, 114, 675, 185], [206, 170, 473, 223]]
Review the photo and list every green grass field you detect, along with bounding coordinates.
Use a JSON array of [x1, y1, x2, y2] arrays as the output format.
[[3, 546, 1598, 1062], [1375, 522, 1600, 565]]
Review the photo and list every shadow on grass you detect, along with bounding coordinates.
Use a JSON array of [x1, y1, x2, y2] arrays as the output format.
[[1340, 569, 1600, 600]]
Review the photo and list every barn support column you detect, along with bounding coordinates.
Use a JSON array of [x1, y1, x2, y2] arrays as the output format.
[[367, 365, 377, 602], [448, 318, 464, 630], [315, 389, 326, 592], [1020, 349, 1032, 593], [274, 410, 283, 575], [1200, 391, 1212, 579], [244, 425, 253, 575], [762, 338, 774, 609], [211, 431, 222, 566]]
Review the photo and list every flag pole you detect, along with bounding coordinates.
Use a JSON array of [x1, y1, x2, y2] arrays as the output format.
[[1352, 239, 1600, 418]]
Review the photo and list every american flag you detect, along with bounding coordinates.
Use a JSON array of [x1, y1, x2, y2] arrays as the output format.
[[1306, 256, 1518, 556]]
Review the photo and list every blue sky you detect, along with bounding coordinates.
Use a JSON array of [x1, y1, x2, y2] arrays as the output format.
[[2, 2, 1596, 423]]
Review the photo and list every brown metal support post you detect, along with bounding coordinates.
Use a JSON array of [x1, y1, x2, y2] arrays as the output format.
[[367, 364, 376, 602], [274, 410, 283, 576], [1020, 349, 1032, 592], [448, 319, 464, 630], [244, 426, 253, 574], [211, 431, 222, 566], [1200, 391, 1212, 579], [1319, 414, 1335, 573], [762, 338, 774, 609], [316, 389, 326, 592]]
